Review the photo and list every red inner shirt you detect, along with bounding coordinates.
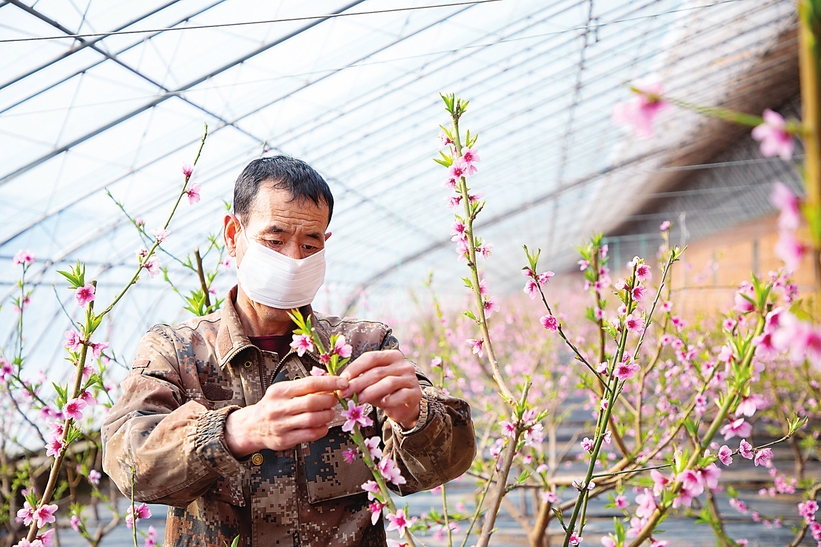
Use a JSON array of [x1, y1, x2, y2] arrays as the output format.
[[249, 335, 292, 357]]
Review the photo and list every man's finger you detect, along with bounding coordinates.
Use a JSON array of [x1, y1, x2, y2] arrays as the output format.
[[340, 360, 416, 399], [354, 376, 418, 406], [290, 392, 338, 413], [340, 350, 405, 381], [271, 375, 348, 398]]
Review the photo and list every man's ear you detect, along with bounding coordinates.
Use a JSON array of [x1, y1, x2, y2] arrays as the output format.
[[325, 231, 332, 241], [224, 214, 240, 257]]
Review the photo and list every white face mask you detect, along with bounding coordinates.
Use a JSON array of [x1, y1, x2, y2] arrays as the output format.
[[235, 223, 326, 309]]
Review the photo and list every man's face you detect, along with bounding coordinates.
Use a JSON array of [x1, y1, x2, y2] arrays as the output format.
[[224, 182, 331, 320], [226, 183, 330, 265]]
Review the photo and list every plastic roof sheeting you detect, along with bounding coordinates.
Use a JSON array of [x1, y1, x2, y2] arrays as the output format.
[[0, 0, 799, 375]]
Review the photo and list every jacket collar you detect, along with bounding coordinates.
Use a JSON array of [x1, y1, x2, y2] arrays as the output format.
[[216, 286, 330, 367]]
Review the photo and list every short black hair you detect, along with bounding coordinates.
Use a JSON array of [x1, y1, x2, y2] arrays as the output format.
[[233, 156, 334, 225]]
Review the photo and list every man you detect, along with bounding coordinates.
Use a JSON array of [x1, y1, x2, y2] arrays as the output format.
[[102, 157, 476, 547]]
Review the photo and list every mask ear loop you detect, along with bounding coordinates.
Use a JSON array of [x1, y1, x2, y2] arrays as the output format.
[[235, 215, 250, 245]]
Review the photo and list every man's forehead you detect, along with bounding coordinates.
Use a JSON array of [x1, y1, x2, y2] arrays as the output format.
[[246, 185, 329, 227]]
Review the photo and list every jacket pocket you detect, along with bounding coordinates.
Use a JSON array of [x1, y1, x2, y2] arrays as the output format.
[[302, 417, 375, 504]]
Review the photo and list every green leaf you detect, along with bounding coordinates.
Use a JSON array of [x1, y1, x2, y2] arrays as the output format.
[[552, 507, 566, 531]]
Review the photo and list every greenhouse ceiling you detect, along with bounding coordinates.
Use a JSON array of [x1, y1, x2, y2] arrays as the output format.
[[0, 0, 799, 368]]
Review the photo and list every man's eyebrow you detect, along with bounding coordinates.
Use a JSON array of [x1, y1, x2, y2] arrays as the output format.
[[260, 225, 323, 240]]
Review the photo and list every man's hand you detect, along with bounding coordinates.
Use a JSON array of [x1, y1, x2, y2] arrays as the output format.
[[225, 375, 347, 457], [339, 350, 422, 430]]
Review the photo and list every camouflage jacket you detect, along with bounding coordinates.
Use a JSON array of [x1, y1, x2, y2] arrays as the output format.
[[102, 287, 476, 547]]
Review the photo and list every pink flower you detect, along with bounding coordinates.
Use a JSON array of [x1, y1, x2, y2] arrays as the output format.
[[144, 525, 157, 547], [476, 243, 492, 258], [602, 536, 617, 547], [752, 109, 793, 161], [64, 330, 83, 353], [341, 403, 373, 433], [537, 271, 555, 284], [650, 469, 669, 496], [461, 147, 480, 168], [698, 464, 721, 489], [467, 338, 484, 357], [71, 514, 81, 531], [152, 228, 170, 243], [446, 195, 462, 208], [88, 469, 101, 485], [540, 315, 558, 331], [64, 398, 87, 421], [361, 480, 381, 500], [568, 532, 582, 545], [290, 334, 314, 357], [523, 279, 539, 299], [310, 366, 327, 376], [612, 81, 669, 138], [771, 182, 801, 231], [75, 284, 96, 308], [16, 501, 35, 525], [0, 358, 12, 380], [385, 509, 416, 538], [332, 335, 353, 358], [635, 488, 657, 518], [126, 503, 151, 528], [343, 447, 357, 464], [185, 183, 201, 204], [364, 436, 383, 460], [729, 497, 749, 514], [32, 503, 58, 528], [578, 259, 589, 271], [89, 341, 109, 359], [143, 257, 161, 277], [774, 231, 805, 272], [754, 448, 773, 467], [631, 285, 647, 302], [799, 500, 819, 523], [660, 300, 673, 313], [500, 420, 516, 438], [46, 437, 65, 458], [13, 250, 35, 266], [580, 437, 594, 453], [483, 297, 500, 317], [734, 283, 756, 313], [449, 162, 467, 181], [451, 221, 467, 241], [735, 393, 766, 417], [378, 457, 406, 486], [739, 439, 754, 459], [437, 132, 453, 148], [635, 264, 652, 281], [369, 501, 385, 525], [615, 495, 628, 509], [718, 445, 733, 466], [182, 163, 194, 177], [659, 220, 670, 231], [613, 358, 640, 381], [624, 313, 644, 334], [720, 418, 752, 440]]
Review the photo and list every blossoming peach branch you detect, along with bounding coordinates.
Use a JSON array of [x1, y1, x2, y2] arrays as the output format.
[[287, 310, 419, 547]]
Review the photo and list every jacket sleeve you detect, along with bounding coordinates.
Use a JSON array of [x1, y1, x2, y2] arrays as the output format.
[[101, 326, 244, 507], [377, 331, 476, 495]]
